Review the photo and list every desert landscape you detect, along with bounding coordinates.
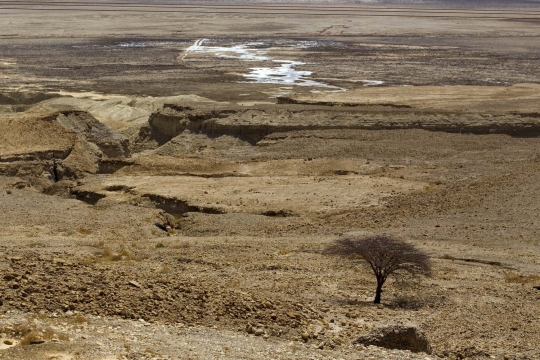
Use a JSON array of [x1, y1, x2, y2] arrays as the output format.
[[1, 1, 539, 359]]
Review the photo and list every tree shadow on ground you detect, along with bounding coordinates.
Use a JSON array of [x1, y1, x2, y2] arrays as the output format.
[[326, 296, 375, 307]]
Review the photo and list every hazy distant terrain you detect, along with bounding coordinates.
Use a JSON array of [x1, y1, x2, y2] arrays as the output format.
[[111, 0, 540, 8], [9, 0, 539, 7]]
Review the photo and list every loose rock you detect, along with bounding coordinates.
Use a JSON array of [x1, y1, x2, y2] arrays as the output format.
[[355, 324, 431, 354]]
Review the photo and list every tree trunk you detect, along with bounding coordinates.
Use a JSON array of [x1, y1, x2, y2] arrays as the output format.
[[374, 279, 384, 304]]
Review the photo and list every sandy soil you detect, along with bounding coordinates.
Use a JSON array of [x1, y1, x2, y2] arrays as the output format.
[[0, 1, 539, 360]]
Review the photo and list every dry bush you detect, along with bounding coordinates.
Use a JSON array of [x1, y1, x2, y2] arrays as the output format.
[[82, 240, 149, 263], [159, 265, 172, 273], [1, 319, 69, 344], [9, 323, 33, 337], [276, 248, 290, 256], [42, 327, 55, 340], [100, 245, 128, 261], [19, 332, 42, 346], [92, 240, 105, 248], [28, 241, 46, 248], [24, 324, 65, 342], [101, 246, 114, 259], [67, 314, 89, 324], [130, 241, 143, 250], [79, 256, 97, 265], [77, 228, 92, 236], [170, 240, 191, 249], [57, 333, 70, 341], [505, 272, 540, 284]]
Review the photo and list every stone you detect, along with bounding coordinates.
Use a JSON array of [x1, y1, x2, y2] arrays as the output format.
[[53, 258, 67, 265], [355, 324, 431, 354], [301, 332, 310, 341], [254, 328, 264, 336], [3, 339, 13, 345], [287, 311, 301, 319], [129, 280, 142, 288]]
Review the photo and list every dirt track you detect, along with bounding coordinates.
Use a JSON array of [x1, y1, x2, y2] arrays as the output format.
[[1, 1, 540, 360]]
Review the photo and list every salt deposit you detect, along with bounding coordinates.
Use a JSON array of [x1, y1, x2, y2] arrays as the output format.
[[184, 39, 344, 89]]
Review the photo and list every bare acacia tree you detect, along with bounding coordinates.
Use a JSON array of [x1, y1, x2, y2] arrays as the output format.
[[326, 235, 432, 304]]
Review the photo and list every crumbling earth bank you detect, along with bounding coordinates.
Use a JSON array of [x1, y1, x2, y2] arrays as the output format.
[[1, 90, 540, 359]]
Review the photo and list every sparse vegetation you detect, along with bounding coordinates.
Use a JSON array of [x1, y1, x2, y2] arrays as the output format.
[[84, 240, 148, 263], [77, 228, 92, 235], [170, 240, 191, 249], [159, 264, 172, 273], [19, 331, 42, 346], [67, 314, 89, 324], [28, 241, 45, 248], [505, 272, 540, 284], [42, 327, 56, 340], [326, 235, 432, 304]]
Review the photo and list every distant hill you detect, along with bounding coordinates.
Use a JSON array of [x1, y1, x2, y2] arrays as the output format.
[[376, 0, 540, 8], [118, 0, 540, 9]]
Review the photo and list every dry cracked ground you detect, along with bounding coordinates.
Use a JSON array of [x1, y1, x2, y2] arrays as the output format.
[[1, 1, 540, 359]]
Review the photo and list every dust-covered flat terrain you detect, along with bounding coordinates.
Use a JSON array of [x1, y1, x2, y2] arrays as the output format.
[[0, 1, 539, 360]]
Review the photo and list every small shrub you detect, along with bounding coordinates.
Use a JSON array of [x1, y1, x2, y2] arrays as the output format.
[[505, 272, 540, 284], [110, 252, 122, 261], [77, 228, 92, 236], [57, 333, 70, 341], [28, 242, 45, 248], [10, 323, 33, 337], [19, 332, 41, 346], [155, 242, 165, 249], [99, 246, 112, 259], [68, 314, 89, 324], [159, 265, 171, 273], [171, 241, 191, 249], [42, 328, 55, 340], [277, 249, 290, 255], [79, 256, 97, 265]]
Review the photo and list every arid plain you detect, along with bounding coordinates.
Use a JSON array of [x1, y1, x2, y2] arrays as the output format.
[[1, 1, 540, 359]]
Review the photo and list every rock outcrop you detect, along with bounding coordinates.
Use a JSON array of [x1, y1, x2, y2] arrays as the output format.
[[355, 324, 431, 354]]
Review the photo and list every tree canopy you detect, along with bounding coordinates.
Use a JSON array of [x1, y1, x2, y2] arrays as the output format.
[[326, 235, 432, 303]]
